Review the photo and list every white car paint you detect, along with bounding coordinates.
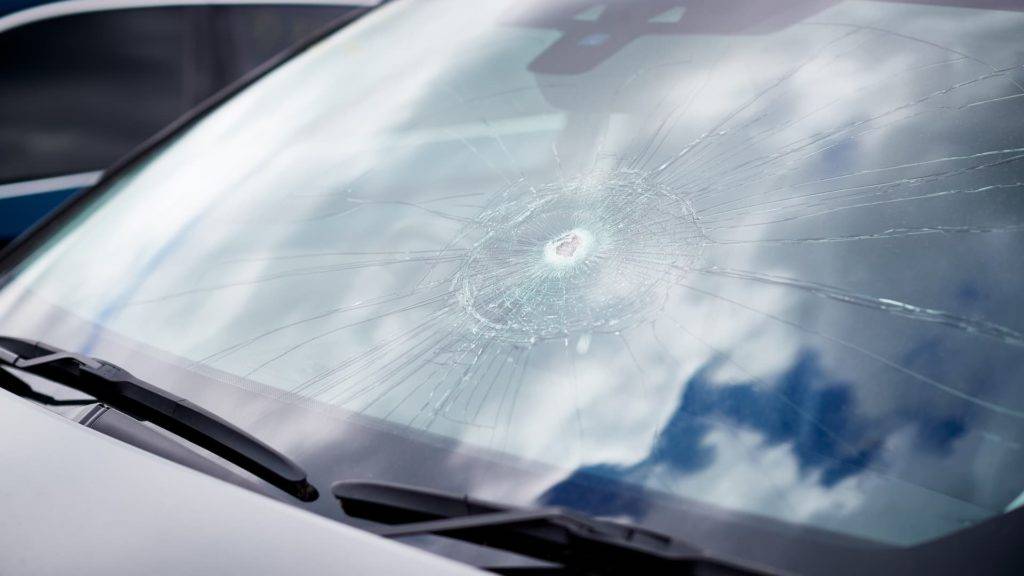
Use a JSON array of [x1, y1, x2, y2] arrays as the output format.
[[0, 390, 483, 576]]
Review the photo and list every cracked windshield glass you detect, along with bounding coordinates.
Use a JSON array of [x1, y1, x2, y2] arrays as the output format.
[[1, 0, 1023, 549]]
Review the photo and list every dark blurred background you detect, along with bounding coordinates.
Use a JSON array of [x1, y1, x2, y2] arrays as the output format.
[[0, 1, 368, 246]]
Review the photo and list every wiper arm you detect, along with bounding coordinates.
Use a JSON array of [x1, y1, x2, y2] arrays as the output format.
[[0, 336, 317, 501], [332, 480, 770, 575], [0, 370, 95, 406]]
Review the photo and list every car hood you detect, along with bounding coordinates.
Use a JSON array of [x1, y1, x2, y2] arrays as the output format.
[[0, 390, 482, 576]]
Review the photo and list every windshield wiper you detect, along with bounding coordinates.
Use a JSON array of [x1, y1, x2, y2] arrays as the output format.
[[332, 480, 770, 575], [0, 336, 317, 501]]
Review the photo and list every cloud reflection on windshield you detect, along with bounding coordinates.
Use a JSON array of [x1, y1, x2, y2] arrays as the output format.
[[1, 0, 1022, 548]]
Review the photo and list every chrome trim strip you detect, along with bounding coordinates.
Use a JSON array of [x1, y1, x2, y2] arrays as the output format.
[[0, 171, 103, 200]]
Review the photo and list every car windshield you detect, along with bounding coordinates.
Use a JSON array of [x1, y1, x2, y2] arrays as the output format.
[[1, 0, 1023, 561]]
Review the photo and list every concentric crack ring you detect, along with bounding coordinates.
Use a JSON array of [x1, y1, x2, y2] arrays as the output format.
[[456, 170, 705, 343]]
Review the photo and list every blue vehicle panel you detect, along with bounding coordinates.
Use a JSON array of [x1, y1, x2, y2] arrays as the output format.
[[0, 187, 82, 246]]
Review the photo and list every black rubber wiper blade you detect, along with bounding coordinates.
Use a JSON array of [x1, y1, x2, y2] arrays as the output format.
[[0, 336, 317, 501], [332, 480, 770, 575]]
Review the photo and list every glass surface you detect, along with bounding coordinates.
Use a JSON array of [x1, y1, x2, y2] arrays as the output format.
[[2, 0, 1023, 553]]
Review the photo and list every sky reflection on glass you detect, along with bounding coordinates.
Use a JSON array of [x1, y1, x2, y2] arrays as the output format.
[[1, 0, 1023, 547]]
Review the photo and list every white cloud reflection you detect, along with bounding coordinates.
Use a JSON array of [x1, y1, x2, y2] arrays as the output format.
[[1, 0, 1022, 548]]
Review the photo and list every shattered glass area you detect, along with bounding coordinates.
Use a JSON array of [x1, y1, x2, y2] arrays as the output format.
[[3, 0, 1024, 547], [457, 171, 703, 342]]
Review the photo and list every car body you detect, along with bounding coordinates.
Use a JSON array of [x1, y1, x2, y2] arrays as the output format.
[[0, 0, 379, 246], [0, 392, 483, 575], [1, 1, 1023, 574]]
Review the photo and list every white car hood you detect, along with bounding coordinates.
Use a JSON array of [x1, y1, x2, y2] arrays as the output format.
[[0, 391, 483, 576]]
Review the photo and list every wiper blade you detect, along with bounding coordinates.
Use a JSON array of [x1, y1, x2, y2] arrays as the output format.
[[332, 480, 769, 575], [0, 336, 317, 501]]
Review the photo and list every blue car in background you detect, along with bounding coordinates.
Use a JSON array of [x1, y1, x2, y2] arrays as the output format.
[[0, 0, 377, 246]]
